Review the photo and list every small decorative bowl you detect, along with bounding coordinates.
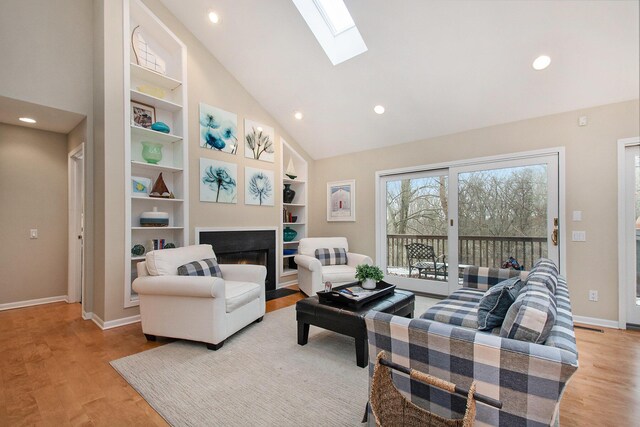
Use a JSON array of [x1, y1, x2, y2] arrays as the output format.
[[291, 216, 298, 223], [151, 121, 170, 133]]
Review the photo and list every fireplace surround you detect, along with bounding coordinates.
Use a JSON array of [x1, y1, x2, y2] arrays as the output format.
[[196, 228, 277, 298]]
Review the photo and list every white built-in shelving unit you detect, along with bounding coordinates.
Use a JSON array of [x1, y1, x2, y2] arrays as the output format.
[[280, 139, 308, 284], [123, 0, 188, 307]]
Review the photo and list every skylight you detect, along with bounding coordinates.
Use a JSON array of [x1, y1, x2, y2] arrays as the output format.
[[293, 0, 367, 65], [313, 0, 355, 36]]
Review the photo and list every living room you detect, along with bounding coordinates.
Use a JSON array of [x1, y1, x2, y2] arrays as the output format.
[[0, 0, 639, 425]]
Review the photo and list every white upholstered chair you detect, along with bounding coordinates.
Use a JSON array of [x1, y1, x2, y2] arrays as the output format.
[[132, 244, 266, 350], [293, 237, 373, 296]]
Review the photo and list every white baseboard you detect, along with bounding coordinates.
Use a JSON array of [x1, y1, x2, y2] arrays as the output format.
[[573, 315, 620, 329], [90, 313, 141, 330], [82, 310, 92, 320], [0, 295, 68, 312]]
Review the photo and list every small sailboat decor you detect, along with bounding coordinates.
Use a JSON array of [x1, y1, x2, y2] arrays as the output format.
[[285, 158, 297, 180], [149, 173, 174, 199]]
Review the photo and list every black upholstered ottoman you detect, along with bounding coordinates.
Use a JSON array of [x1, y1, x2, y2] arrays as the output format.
[[295, 289, 415, 367]]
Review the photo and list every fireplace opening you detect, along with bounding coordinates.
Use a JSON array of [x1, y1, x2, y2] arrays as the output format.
[[217, 250, 267, 267], [198, 229, 277, 298]]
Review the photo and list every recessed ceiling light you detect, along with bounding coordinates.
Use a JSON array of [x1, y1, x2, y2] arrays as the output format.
[[208, 11, 220, 24], [374, 105, 385, 115], [19, 117, 36, 124], [294, 111, 303, 120], [532, 55, 551, 70]]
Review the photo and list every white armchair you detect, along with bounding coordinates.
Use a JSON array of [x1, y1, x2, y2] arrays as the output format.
[[294, 237, 373, 296], [132, 244, 266, 350]]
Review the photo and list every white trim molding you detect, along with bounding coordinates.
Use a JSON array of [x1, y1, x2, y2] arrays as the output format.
[[91, 313, 141, 330], [617, 136, 640, 329], [0, 295, 68, 312], [573, 315, 620, 330]]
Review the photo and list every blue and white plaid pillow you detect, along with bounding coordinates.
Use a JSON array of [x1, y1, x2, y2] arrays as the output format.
[[177, 258, 222, 277], [314, 248, 348, 266]]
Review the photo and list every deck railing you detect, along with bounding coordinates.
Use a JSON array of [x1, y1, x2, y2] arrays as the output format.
[[387, 234, 547, 272]]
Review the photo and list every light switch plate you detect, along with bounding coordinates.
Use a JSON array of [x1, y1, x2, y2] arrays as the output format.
[[572, 211, 582, 221], [30, 229, 38, 239]]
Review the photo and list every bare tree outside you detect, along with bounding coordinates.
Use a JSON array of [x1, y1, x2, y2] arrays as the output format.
[[386, 165, 548, 277]]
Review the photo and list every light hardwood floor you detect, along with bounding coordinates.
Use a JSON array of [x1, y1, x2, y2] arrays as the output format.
[[0, 289, 637, 426]]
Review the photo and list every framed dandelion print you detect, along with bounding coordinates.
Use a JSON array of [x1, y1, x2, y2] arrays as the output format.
[[199, 103, 238, 155], [245, 167, 274, 206], [327, 180, 356, 222], [200, 158, 237, 203], [244, 119, 275, 163]]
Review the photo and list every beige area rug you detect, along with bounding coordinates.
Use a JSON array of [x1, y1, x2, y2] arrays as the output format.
[[110, 296, 439, 426]]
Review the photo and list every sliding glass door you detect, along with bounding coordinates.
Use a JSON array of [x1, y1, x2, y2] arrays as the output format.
[[378, 153, 560, 295]]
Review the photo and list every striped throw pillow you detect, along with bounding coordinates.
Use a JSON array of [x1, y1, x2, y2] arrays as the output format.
[[314, 248, 348, 266], [177, 258, 222, 277]]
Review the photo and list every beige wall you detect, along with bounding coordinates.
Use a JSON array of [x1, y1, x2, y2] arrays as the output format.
[[67, 118, 87, 153], [1, 0, 95, 316], [310, 100, 640, 321], [92, 0, 313, 322], [0, 124, 68, 304], [143, 0, 313, 244]]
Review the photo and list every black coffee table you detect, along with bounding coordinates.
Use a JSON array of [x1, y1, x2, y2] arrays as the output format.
[[296, 288, 415, 368]]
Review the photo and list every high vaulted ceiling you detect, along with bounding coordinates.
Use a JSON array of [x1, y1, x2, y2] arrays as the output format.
[[160, 0, 639, 159]]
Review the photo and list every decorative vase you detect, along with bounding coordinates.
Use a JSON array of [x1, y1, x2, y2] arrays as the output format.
[[141, 141, 163, 164], [362, 278, 377, 290], [131, 244, 145, 256], [283, 184, 296, 204], [151, 121, 170, 133], [283, 226, 297, 242]]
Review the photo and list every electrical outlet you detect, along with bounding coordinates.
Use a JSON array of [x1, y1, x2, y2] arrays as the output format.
[[572, 231, 586, 241], [578, 116, 588, 126], [588, 290, 598, 302]]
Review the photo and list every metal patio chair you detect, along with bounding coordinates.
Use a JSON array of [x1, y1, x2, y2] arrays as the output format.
[[405, 243, 447, 279]]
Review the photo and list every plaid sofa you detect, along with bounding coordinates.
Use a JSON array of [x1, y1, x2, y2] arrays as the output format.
[[365, 266, 578, 426]]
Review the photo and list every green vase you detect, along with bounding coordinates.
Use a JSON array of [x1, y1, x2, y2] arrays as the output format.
[[141, 141, 163, 164], [283, 227, 297, 242]]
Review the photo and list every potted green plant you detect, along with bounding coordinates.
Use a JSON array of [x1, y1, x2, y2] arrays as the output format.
[[355, 264, 384, 290]]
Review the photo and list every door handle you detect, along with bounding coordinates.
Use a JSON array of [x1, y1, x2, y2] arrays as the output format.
[[552, 217, 558, 246]]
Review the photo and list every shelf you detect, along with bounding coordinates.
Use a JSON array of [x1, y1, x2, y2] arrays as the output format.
[[283, 254, 296, 259], [131, 226, 184, 230], [131, 125, 182, 144], [283, 240, 300, 245], [132, 196, 184, 202], [131, 256, 145, 261], [131, 89, 182, 112], [130, 63, 182, 90], [282, 269, 298, 277], [131, 160, 183, 173], [283, 203, 305, 207], [283, 178, 306, 184], [284, 222, 305, 225]]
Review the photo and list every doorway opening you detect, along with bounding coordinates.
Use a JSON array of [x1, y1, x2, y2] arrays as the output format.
[[377, 149, 563, 296], [68, 143, 85, 308]]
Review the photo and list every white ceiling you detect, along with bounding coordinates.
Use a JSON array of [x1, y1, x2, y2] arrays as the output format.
[[160, 0, 639, 159], [0, 95, 85, 134]]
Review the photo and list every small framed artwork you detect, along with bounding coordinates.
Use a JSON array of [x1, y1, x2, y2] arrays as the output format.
[[244, 119, 275, 163], [131, 176, 152, 196], [245, 166, 274, 206], [131, 101, 155, 129], [199, 103, 238, 154], [327, 180, 356, 222], [200, 158, 238, 203]]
